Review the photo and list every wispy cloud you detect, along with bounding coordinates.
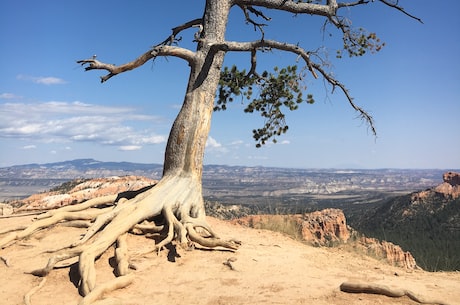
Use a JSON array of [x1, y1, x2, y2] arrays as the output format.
[[205, 136, 229, 154], [17, 74, 67, 85], [22, 145, 37, 150], [206, 136, 222, 149], [0, 101, 167, 149], [118, 145, 142, 151], [0, 93, 21, 99]]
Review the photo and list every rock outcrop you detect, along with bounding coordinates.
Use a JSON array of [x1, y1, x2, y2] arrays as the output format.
[[434, 171, 460, 199], [233, 209, 417, 269], [232, 209, 349, 246], [298, 208, 350, 245], [412, 171, 460, 202], [12, 176, 157, 211], [356, 236, 418, 269]]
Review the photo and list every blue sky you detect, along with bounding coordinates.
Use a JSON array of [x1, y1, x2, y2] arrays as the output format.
[[1, 1, 459, 169]]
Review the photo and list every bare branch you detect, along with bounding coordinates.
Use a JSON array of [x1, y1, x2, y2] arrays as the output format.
[[377, 0, 423, 23], [337, 0, 369, 8], [210, 39, 318, 79], [234, 0, 336, 16], [77, 19, 201, 82], [77, 46, 196, 83], [237, 4, 271, 38], [158, 18, 202, 45], [311, 61, 377, 136], [247, 49, 260, 77]]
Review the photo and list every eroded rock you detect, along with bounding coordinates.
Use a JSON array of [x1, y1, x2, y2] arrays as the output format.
[[13, 176, 157, 211]]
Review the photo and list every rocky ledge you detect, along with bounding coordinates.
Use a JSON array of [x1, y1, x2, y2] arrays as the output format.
[[232, 209, 418, 269], [9, 176, 157, 212]]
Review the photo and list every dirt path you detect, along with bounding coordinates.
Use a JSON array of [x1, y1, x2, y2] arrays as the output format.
[[1, 215, 458, 305]]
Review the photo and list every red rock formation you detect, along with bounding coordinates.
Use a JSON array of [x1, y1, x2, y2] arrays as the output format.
[[233, 209, 417, 269], [434, 171, 460, 199], [296, 208, 350, 245], [443, 171, 460, 186], [411, 171, 460, 202], [232, 209, 349, 246], [14, 176, 157, 211], [357, 236, 418, 269]]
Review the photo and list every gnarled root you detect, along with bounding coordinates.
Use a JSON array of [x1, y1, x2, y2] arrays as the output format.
[[0, 174, 240, 304], [340, 281, 450, 305], [77, 274, 135, 305]]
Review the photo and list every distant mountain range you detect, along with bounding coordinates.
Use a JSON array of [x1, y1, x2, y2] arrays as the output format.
[[1, 158, 453, 180], [0, 158, 453, 202], [0, 158, 164, 179]]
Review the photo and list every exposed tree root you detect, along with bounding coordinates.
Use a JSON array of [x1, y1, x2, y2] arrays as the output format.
[[0, 208, 110, 249], [24, 277, 47, 305], [35, 195, 117, 220], [340, 281, 450, 305], [0, 174, 240, 304], [77, 274, 135, 305]]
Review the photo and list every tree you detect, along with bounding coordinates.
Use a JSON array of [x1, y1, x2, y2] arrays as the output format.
[[0, 1, 420, 303]]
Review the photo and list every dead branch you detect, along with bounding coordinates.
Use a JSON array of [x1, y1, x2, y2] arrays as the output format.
[[158, 18, 202, 45], [233, 0, 335, 17], [237, 4, 271, 38], [310, 61, 376, 136], [340, 281, 450, 305], [77, 45, 195, 83], [377, 0, 423, 23], [77, 18, 201, 83]]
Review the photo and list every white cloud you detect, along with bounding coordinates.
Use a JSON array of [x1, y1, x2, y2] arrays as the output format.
[[22, 145, 36, 150], [118, 145, 142, 151], [0, 93, 21, 99], [0, 101, 168, 148], [206, 136, 222, 148], [17, 74, 67, 85], [280, 140, 290, 145], [205, 136, 230, 155]]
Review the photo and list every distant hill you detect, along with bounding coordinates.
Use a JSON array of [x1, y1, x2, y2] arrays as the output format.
[[352, 172, 460, 271], [0, 158, 164, 179]]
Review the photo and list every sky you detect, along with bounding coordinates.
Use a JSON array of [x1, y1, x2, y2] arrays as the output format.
[[1, 0, 459, 169]]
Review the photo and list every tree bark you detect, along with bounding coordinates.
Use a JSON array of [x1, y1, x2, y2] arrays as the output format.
[[163, 0, 230, 180]]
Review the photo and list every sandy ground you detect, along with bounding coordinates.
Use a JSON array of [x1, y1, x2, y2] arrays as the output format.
[[0, 215, 459, 305]]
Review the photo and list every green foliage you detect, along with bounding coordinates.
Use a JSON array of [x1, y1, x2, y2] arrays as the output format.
[[215, 65, 314, 147], [355, 194, 460, 271], [337, 28, 385, 58]]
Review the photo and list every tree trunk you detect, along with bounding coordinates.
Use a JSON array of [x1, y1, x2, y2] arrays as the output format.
[[163, 0, 230, 180]]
